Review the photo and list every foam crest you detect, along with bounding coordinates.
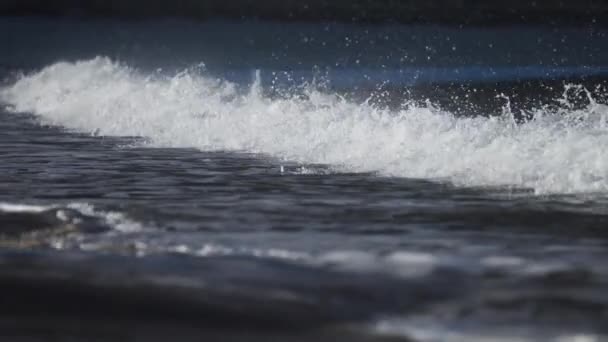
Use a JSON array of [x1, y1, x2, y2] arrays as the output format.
[[2, 57, 608, 194]]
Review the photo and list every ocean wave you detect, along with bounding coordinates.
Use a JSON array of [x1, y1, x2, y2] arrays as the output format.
[[2, 57, 608, 194]]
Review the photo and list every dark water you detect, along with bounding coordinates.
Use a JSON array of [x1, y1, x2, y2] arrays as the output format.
[[1, 18, 608, 341]]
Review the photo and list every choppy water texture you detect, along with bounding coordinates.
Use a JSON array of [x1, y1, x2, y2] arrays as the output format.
[[2, 18, 608, 342]]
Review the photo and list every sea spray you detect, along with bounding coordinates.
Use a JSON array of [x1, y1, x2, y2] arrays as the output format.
[[2, 57, 608, 194]]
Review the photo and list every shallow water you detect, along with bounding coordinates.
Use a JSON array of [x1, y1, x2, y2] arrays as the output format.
[[2, 17, 608, 342]]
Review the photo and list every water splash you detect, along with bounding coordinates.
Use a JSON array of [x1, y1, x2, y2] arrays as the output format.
[[2, 57, 608, 194]]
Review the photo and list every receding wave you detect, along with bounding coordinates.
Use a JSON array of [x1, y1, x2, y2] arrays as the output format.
[[2, 57, 608, 194]]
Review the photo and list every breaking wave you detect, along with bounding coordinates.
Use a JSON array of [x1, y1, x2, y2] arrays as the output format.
[[2, 57, 608, 194]]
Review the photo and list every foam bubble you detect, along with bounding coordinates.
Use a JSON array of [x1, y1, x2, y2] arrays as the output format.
[[2, 57, 608, 194]]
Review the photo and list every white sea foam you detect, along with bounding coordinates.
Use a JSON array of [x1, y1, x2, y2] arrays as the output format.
[[0, 202, 50, 213], [65, 202, 143, 233], [2, 57, 608, 194], [373, 317, 603, 342], [0, 201, 142, 233], [316, 250, 439, 278]]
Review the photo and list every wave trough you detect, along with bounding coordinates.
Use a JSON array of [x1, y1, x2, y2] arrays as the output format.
[[2, 57, 608, 194]]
